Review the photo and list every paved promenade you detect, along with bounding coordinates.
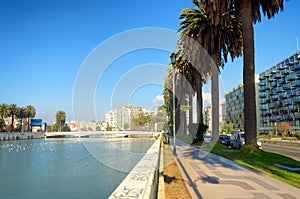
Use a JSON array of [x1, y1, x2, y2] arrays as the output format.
[[168, 139, 300, 199]]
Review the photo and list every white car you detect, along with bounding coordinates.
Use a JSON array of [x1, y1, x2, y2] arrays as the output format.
[[231, 132, 262, 149], [203, 134, 212, 143]]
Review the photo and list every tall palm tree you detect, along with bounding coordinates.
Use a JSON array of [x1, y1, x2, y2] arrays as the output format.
[[178, 1, 243, 140], [199, 0, 284, 145], [25, 105, 36, 132], [16, 107, 26, 132], [8, 104, 18, 132]]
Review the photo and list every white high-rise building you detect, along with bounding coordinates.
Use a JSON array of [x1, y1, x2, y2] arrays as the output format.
[[117, 105, 132, 130], [105, 110, 117, 129]]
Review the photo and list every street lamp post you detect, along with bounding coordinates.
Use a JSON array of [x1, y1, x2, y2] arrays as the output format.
[[170, 52, 177, 155]]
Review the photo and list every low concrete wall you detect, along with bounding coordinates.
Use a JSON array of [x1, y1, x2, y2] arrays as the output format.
[[109, 137, 161, 199], [0, 132, 44, 141]]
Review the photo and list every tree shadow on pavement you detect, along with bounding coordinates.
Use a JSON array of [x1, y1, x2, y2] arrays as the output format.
[[164, 175, 177, 184]]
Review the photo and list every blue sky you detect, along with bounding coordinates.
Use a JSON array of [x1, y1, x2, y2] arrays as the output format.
[[0, 0, 299, 123]]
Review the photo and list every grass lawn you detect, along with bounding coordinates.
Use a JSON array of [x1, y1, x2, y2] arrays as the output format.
[[196, 142, 300, 189]]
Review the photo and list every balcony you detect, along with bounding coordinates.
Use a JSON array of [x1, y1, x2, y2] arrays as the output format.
[[261, 99, 270, 104], [273, 74, 281, 79], [259, 93, 267, 98], [259, 81, 266, 86], [291, 80, 300, 87], [261, 105, 268, 110], [271, 95, 278, 101], [259, 74, 267, 80], [282, 84, 291, 90], [294, 96, 300, 103], [270, 81, 277, 87], [287, 74, 297, 81], [279, 92, 288, 99], [259, 86, 270, 92], [282, 69, 290, 75], [291, 63, 300, 71], [278, 78, 286, 84], [271, 70, 277, 74], [289, 89, 297, 96], [269, 104, 275, 109], [278, 64, 285, 70]]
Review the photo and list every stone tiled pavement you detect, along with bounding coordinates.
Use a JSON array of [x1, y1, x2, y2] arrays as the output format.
[[167, 139, 300, 199]]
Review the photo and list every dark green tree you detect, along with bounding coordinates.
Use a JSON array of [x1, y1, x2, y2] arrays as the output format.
[[25, 105, 36, 132], [16, 107, 26, 132], [8, 104, 18, 132], [56, 110, 66, 132]]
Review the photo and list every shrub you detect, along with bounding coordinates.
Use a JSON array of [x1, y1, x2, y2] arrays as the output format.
[[241, 144, 260, 156]]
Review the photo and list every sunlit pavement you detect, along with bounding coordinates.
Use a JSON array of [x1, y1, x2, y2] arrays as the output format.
[[168, 139, 300, 199]]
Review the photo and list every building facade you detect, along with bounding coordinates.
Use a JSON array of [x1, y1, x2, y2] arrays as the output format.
[[225, 75, 260, 132], [259, 51, 300, 134], [225, 84, 244, 130], [105, 110, 118, 129], [203, 103, 226, 134]]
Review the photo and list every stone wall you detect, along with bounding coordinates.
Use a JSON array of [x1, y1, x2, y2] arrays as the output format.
[[109, 137, 161, 199]]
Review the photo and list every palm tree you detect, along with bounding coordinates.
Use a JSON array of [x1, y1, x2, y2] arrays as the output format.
[[0, 103, 10, 119], [173, 52, 208, 139], [25, 105, 36, 132], [8, 104, 18, 132], [0, 104, 10, 131], [199, 0, 284, 145], [178, 1, 243, 141], [0, 103, 9, 132], [16, 107, 26, 132], [56, 110, 66, 132]]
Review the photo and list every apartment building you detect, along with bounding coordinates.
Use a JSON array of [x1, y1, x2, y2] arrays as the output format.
[[225, 75, 260, 131], [259, 51, 300, 134]]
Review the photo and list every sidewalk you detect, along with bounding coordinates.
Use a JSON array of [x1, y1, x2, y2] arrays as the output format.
[[168, 139, 300, 199]]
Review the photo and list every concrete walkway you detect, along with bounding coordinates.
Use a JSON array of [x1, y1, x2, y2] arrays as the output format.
[[168, 139, 300, 199]]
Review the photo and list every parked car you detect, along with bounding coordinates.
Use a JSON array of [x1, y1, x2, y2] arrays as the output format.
[[219, 134, 231, 146], [203, 134, 212, 143], [231, 132, 262, 149]]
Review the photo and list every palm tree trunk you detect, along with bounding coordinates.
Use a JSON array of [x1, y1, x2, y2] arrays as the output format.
[[27, 116, 30, 132], [238, 0, 257, 145], [211, 64, 219, 141], [195, 72, 203, 124], [188, 91, 193, 138]]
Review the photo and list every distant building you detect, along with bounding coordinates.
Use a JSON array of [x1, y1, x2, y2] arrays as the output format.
[[105, 110, 117, 129], [70, 120, 79, 132], [203, 103, 226, 133], [259, 51, 300, 134], [77, 121, 97, 131], [203, 105, 212, 132], [117, 105, 132, 130]]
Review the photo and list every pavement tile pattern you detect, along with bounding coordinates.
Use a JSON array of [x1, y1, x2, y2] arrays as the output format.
[[169, 140, 300, 199]]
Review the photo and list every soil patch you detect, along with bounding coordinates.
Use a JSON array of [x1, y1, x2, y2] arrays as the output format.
[[163, 145, 192, 199]]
